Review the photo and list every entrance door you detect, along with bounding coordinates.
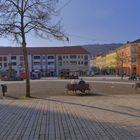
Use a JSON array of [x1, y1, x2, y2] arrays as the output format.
[[133, 67, 136, 75]]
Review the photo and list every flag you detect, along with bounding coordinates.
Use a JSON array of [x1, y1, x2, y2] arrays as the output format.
[[66, 37, 69, 42]]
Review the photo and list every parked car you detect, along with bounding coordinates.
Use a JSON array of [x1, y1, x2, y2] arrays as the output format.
[[31, 72, 41, 80], [69, 75, 79, 79]]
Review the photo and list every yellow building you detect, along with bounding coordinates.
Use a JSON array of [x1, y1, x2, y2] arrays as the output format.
[[116, 39, 140, 76], [95, 53, 107, 74], [106, 51, 117, 74], [95, 55, 103, 70], [94, 39, 140, 76]]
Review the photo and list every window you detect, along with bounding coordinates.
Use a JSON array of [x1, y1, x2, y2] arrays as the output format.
[[81, 61, 83, 64], [63, 56, 65, 59], [12, 62, 17, 66], [11, 56, 16, 60], [78, 61, 80, 65], [84, 55, 88, 60], [63, 61, 65, 64], [81, 56, 83, 58], [0, 57, 2, 61], [4, 63, 7, 67], [131, 48, 136, 53], [78, 55, 80, 58], [34, 56, 40, 59], [3, 56, 7, 61], [34, 62, 40, 65], [66, 56, 68, 59], [59, 62, 62, 66], [48, 62, 54, 65], [48, 56, 54, 59], [58, 56, 62, 60], [70, 55, 76, 59], [70, 61, 77, 65], [131, 57, 136, 63]]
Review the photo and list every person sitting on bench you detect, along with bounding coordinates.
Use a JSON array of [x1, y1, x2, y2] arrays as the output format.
[[70, 79, 77, 84], [78, 78, 86, 85], [78, 78, 86, 92]]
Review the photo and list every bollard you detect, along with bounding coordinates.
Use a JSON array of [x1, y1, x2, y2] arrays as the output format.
[[1, 84, 7, 97]]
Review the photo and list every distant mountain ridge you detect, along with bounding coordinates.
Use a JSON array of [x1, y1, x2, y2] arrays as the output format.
[[81, 43, 123, 56]]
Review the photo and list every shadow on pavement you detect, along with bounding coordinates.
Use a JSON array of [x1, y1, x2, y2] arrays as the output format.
[[0, 99, 139, 140], [43, 98, 140, 119]]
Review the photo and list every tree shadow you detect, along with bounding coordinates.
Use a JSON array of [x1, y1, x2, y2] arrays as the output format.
[[117, 105, 140, 114], [0, 99, 139, 140], [65, 91, 105, 97], [5, 93, 140, 119], [43, 98, 140, 119]]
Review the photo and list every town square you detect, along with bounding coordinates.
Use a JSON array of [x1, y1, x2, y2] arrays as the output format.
[[0, 0, 140, 140]]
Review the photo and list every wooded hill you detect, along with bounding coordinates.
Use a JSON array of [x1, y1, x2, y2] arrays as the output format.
[[82, 43, 123, 56]]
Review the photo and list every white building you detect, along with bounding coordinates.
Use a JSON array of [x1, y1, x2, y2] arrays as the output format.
[[0, 46, 90, 77], [89, 56, 96, 75]]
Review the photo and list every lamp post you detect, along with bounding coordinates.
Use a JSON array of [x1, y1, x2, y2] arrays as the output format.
[[121, 58, 124, 80]]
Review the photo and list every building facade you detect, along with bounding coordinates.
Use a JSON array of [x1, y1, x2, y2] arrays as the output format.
[[95, 54, 108, 75], [116, 39, 140, 76], [0, 46, 90, 77], [93, 39, 140, 76], [105, 51, 117, 75]]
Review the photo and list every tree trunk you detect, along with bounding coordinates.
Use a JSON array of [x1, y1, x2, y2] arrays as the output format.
[[22, 41, 30, 97], [21, 2, 30, 97], [121, 61, 123, 80]]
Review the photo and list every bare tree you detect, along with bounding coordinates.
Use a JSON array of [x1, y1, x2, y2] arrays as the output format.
[[0, 0, 67, 97]]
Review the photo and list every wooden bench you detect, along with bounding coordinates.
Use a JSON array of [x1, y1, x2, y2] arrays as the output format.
[[66, 83, 90, 93]]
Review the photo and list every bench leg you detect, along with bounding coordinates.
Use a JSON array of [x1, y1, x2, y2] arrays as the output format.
[[80, 90, 85, 93], [71, 90, 76, 94]]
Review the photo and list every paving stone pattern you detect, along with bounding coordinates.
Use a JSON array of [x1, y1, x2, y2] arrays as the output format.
[[0, 95, 140, 140]]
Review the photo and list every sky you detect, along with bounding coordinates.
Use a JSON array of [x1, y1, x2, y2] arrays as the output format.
[[0, 0, 140, 47]]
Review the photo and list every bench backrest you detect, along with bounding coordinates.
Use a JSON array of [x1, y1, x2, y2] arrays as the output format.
[[67, 83, 89, 90]]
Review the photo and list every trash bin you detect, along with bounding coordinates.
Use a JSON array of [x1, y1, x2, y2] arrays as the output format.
[[1, 84, 7, 97]]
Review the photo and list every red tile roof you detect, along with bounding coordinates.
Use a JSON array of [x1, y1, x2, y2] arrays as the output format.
[[0, 46, 89, 55]]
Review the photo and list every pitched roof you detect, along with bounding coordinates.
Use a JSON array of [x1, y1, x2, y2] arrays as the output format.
[[0, 46, 89, 55], [130, 39, 140, 44]]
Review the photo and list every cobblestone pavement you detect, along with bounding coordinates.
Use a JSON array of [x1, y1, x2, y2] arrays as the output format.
[[0, 94, 140, 140]]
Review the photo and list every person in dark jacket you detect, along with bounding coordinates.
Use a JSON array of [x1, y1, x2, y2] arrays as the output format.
[[78, 78, 86, 85]]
